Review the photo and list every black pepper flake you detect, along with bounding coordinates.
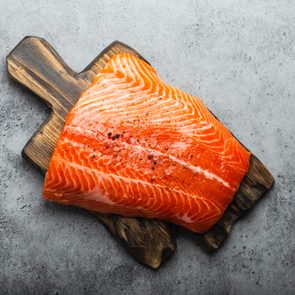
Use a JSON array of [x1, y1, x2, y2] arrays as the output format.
[[148, 154, 153, 159], [189, 154, 193, 159], [92, 155, 96, 158], [107, 132, 112, 137], [164, 147, 169, 151], [151, 166, 155, 170], [111, 133, 120, 140], [153, 160, 157, 165]]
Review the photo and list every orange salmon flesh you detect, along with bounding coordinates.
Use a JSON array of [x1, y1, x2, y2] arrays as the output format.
[[43, 53, 250, 233]]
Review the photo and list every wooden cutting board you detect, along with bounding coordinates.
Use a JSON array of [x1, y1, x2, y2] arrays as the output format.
[[7, 36, 274, 269]]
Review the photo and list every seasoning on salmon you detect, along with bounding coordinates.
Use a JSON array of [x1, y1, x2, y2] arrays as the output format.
[[43, 53, 250, 233]]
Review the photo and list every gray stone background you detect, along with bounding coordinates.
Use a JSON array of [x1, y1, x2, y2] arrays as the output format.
[[0, 0, 294, 294]]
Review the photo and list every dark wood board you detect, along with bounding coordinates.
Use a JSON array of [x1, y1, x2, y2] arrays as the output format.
[[7, 36, 274, 267], [6, 36, 175, 269]]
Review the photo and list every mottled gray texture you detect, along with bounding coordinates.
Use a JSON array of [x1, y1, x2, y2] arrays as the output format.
[[0, 0, 294, 294]]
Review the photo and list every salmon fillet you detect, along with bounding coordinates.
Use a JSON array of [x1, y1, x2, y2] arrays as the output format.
[[43, 53, 250, 233]]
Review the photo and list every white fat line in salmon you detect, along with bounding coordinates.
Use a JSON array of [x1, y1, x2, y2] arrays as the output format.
[[55, 156, 221, 214], [63, 126, 233, 190], [78, 77, 157, 112], [127, 143, 233, 190]]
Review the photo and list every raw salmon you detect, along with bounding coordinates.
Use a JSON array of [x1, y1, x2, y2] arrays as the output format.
[[43, 53, 250, 233]]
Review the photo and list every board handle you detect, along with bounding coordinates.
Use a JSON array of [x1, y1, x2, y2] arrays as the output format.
[[6, 36, 89, 114], [6, 36, 86, 171]]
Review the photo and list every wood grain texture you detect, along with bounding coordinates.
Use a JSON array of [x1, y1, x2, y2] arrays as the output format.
[[7, 36, 274, 266]]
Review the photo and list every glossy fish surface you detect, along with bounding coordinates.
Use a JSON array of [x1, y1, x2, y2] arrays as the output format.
[[43, 53, 250, 233]]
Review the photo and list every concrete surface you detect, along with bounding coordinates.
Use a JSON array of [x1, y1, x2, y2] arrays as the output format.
[[0, 0, 294, 294]]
